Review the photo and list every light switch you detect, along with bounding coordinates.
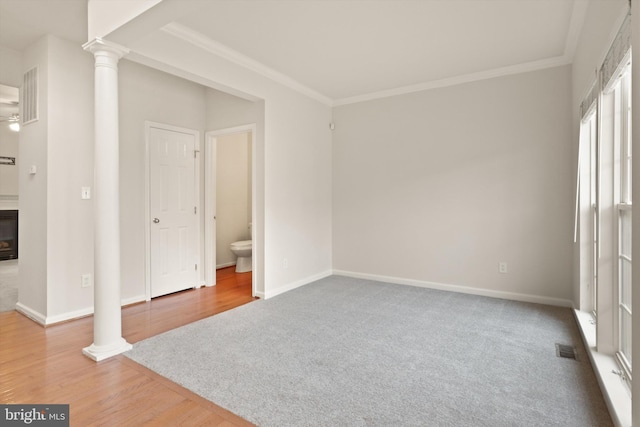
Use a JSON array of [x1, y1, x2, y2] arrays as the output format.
[[81, 274, 92, 288], [81, 187, 91, 200], [29, 165, 37, 175]]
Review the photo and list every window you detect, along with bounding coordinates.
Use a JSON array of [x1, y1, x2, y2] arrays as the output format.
[[576, 13, 632, 392], [578, 111, 598, 315], [614, 64, 632, 378]]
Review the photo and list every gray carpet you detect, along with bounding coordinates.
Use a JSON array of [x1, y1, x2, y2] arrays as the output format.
[[125, 276, 612, 427], [0, 260, 18, 312]]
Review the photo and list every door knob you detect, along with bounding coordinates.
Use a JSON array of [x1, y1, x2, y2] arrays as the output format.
[[153, 218, 160, 223]]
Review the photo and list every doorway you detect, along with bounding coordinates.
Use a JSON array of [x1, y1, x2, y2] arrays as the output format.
[[0, 84, 20, 311], [205, 125, 256, 297]]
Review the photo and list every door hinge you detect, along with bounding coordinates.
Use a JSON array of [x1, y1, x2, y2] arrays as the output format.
[[194, 149, 200, 159], [195, 264, 198, 271], [194, 206, 197, 214]]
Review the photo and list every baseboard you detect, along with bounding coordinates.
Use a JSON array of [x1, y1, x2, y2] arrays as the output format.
[[16, 295, 148, 326], [332, 270, 574, 308], [573, 310, 631, 427], [45, 307, 95, 325], [15, 302, 46, 325], [216, 262, 236, 269], [263, 270, 333, 299], [121, 295, 147, 307]]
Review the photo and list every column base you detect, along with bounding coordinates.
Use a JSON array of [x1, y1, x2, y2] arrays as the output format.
[[82, 338, 133, 362]]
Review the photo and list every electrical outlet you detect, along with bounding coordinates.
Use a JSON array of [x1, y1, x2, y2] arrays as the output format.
[[81, 274, 92, 288], [499, 262, 508, 274], [283, 258, 288, 269]]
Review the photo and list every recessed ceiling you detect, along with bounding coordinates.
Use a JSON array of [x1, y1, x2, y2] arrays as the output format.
[[0, 0, 583, 104], [175, 0, 581, 101]]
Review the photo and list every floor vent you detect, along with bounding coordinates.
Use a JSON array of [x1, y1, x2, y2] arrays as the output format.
[[556, 343, 577, 360]]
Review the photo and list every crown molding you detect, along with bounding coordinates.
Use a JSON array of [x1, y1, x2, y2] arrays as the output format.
[[333, 56, 571, 106], [161, 23, 333, 107]]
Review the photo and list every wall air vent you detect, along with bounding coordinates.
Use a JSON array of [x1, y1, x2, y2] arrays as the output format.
[[22, 67, 39, 125]]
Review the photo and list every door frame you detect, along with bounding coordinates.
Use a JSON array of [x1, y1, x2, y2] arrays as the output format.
[[205, 124, 256, 297], [144, 121, 202, 301]]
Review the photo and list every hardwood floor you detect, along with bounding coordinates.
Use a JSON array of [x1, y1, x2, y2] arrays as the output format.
[[0, 267, 257, 426]]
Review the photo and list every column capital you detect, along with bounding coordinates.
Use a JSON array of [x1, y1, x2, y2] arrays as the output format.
[[82, 37, 130, 59]]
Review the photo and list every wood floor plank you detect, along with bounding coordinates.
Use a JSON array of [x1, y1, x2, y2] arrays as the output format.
[[0, 267, 257, 426]]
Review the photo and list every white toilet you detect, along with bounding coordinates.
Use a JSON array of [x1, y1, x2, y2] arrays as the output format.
[[230, 224, 252, 273]]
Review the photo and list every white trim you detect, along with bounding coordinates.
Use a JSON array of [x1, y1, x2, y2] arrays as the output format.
[[121, 294, 146, 307], [263, 270, 332, 300], [0, 196, 18, 210], [333, 57, 571, 106], [574, 310, 631, 427], [15, 295, 147, 326], [82, 37, 130, 58], [204, 132, 217, 287], [216, 261, 236, 270], [83, 338, 133, 362], [205, 124, 257, 297], [15, 302, 46, 325], [195, 129, 202, 286], [45, 307, 94, 325], [333, 270, 574, 308], [144, 121, 201, 301], [161, 23, 332, 107]]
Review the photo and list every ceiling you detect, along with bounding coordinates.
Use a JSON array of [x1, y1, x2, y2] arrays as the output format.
[[0, 0, 87, 52], [0, 0, 584, 104]]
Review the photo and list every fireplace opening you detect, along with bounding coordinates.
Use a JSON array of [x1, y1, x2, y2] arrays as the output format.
[[0, 210, 18, 261]]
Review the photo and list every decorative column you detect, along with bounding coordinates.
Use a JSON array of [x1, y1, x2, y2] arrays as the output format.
[[82, 38, 132, 361]]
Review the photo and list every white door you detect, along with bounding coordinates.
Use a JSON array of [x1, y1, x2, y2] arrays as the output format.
[[149, 126, 198, 298]]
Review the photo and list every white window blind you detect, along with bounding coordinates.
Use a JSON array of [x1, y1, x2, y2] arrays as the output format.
[[580, 80, 599, 120], [601, 13, 631, 92]]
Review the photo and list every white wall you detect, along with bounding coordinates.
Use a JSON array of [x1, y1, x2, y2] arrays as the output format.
[[333, 65, 573, 305], [216, 132, 251, 267], [118, 59, 207, 302], [16, 36, 96, 322], [18, 37, 50, 319], [46, 36, 95, 319], [206, 88, 260, 131], [129, 29, 333, 297]]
